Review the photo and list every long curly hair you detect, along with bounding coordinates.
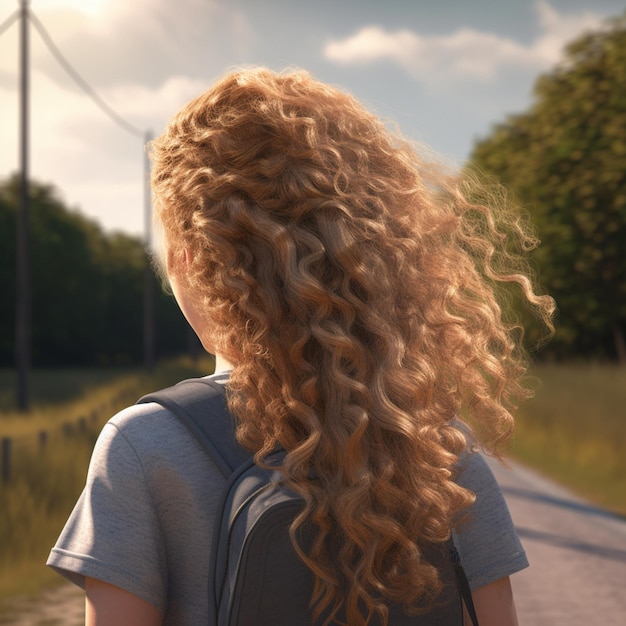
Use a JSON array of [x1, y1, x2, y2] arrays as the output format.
[[150, 67, 554, 625]]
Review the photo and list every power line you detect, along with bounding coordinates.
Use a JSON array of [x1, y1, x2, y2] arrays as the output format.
[[28, 9, 145, 139], [16, 0, 30, 412], [1, 7, 145, 138], [0, 9, 19, 37], [10, 3, 152, 411]]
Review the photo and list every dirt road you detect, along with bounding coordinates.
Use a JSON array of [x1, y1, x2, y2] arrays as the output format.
[[3, 458, 625, 625]]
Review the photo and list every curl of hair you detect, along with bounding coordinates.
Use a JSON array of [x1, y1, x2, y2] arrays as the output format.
[[150, 67, 554, 625]]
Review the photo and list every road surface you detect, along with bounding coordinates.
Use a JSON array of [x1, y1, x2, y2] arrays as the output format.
[[2, 458, 625, 625], [488, 457, 626, 625]]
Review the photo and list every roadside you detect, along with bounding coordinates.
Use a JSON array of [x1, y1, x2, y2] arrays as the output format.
[[0, 582, 83, 626]]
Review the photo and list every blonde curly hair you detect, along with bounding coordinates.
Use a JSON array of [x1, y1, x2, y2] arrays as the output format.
[[150, 67, 554, 625]]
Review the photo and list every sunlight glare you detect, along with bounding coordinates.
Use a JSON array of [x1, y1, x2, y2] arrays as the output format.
[[32, 0, 110, 18]]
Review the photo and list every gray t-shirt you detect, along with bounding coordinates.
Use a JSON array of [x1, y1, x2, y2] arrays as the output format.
[[47, 374, 528, 624]]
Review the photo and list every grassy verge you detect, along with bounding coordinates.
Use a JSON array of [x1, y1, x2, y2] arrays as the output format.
[[511, 363, 626, 516], [0, 367, 139, 412], [0, 356, 214, 604]]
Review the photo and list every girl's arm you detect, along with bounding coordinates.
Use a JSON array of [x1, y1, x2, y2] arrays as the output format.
[[464, 576, 519, 626], [85, 570, 517, 626], [85, 577, 162, 626]]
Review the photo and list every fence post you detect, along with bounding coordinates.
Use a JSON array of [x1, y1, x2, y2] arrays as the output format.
[[1, 437, 11, 484]]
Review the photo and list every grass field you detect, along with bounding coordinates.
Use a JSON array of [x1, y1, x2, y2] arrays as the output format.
[[0, 356, 214, 604], [511, 362, 626, 516], [0, 359, 624, 606]]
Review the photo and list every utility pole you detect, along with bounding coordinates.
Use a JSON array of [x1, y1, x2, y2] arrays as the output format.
[[143, 131, 155, 370], [16, 0, 30, 411]]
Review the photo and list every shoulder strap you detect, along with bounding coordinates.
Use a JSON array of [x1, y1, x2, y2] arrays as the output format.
[[140, 377, 480, 626], [138, 376, 252, 479], [451, 546, 480, 626]]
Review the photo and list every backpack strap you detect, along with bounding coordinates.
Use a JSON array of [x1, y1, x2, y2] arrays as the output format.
[[451, 546, 480, 626], [139, 375, 480, 626], [138, 375, 251, 479]]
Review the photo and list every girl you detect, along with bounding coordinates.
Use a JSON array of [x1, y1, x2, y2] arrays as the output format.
[[48, 67, 554, 626]]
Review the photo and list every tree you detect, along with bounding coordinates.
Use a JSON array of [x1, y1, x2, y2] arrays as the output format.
[[0, 175, 191, 367], [470, 13, 626, 362]]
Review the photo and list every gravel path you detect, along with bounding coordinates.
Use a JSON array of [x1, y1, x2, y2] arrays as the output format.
[[3, 458, 625, 625]]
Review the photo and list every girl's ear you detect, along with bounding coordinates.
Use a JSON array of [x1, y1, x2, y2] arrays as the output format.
[[166, 247, 193, 276]]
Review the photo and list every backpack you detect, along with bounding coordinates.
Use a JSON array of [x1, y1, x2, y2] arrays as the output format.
[[138, 376, 479, 626]]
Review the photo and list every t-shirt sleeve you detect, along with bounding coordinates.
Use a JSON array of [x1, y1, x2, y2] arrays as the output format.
[[452, 452, 528, 590], [46, 418, 167, 613]]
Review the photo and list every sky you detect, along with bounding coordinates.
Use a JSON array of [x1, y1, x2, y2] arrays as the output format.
[[1, 0, 625, 236]]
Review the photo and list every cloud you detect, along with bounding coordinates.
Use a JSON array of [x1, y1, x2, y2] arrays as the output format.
[[0, 0, 255, 91], [0, 0, 259, 234], [531, 0, 605, 64], [0, 70, 208, 233], [324, 0, 604, 82], [325, 27, 533, 81]]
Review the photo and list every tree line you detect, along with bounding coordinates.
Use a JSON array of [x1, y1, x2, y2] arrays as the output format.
[[2, 13, 625, 366], [1, 176, 193, 367], [468, 12, 626, 362]]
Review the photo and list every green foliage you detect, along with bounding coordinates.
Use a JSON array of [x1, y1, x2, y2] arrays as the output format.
[[470, 13, 626, 361], [0, 176, 194, 366]]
